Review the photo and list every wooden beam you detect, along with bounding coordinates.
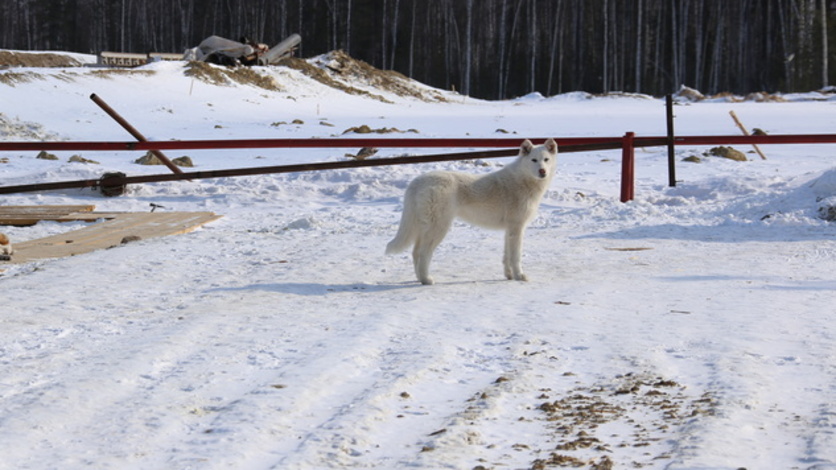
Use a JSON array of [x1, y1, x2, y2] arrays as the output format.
[[0, 205, 97, 226]]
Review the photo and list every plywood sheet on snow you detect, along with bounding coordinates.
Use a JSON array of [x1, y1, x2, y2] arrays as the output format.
[[1, 209, 221, 264]]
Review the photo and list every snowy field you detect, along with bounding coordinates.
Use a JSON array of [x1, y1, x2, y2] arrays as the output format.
[[1, 51, 835, 470]]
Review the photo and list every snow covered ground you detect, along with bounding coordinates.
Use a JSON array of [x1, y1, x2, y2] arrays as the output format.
[[1, 51, 834, 470]]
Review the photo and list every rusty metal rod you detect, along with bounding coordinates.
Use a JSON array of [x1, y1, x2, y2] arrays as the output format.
[[0, 140, 651, 195], [89, 93, 184, 175], [0, 137, 598, 152], [2, 134, 835, 153]]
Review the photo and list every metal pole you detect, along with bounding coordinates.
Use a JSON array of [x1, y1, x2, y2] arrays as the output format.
[[621, 132, 636, 203], [666, 94, 676, 187], [89, 93, 184, 175]]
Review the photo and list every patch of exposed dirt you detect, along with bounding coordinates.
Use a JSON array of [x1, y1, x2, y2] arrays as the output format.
[[276, 55, 393, 103], [279, 50, 448, 103], [314, 50, 449, 103], [90, 69, 156, 79], [705, 146, 748, 161], [341, 124, 419, 135], [0, 70, 45, 86], [532, 372, 716, 469], [0, 50, 83, 68], [183, 61, 282, 91], [1, 68, 154, 87]]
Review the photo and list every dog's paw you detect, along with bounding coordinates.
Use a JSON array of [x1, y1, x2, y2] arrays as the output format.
[[420, 276, 435, 286], [510, 272, 528, 282]]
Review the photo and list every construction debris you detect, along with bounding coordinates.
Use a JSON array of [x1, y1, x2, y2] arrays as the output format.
[[184, 34, 301, 66], [97, 34, 300, 68]]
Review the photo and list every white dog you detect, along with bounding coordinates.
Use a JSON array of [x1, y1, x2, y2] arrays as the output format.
[[386, 138, 558, 285]]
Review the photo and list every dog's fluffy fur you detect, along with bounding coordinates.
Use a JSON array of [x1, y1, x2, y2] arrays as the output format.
[[386, 138, 558, 285]]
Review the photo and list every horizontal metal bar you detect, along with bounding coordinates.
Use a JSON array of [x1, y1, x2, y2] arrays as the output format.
[[0, 137, 579, 152], [665, 134, 836, 145], [1, 134, 835, 153]]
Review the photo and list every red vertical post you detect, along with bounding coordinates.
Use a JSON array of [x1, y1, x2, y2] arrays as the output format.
[[620, 132, 635, 203]]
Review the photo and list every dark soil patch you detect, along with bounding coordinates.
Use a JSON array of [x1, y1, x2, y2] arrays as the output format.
[[533, 372, 716, 469]]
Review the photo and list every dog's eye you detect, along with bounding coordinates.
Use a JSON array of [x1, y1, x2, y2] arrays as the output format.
[[531, 159, 537, 162], [544, 158, 549, 162]]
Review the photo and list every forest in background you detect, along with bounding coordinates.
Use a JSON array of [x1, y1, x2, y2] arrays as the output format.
[[1, 0, 834, 100]]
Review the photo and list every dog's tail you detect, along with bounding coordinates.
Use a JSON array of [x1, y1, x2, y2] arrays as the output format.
[[385, 201, 418, 255]]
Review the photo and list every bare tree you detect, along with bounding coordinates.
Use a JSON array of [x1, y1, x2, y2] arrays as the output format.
[[822, 0, 828, 87]]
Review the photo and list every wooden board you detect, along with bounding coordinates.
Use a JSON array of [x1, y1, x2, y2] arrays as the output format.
[[1, 211, 222, 264], [0, 205, 97, 226]]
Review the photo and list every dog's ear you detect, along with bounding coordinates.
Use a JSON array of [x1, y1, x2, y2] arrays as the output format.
[[545, 138, 558, 154], [520, 139, 534, 155]]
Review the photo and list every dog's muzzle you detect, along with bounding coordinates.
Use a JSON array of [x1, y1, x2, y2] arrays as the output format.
[[539, 169, 547, 178]]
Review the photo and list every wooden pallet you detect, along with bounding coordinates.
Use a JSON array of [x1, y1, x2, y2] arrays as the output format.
[[1, 206, 221, 264]]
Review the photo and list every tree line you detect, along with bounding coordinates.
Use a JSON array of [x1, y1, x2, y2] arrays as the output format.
[[1, 0, 833, 99]]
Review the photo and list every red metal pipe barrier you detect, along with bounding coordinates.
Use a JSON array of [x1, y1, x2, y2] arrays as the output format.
[[0, 137, 609, 152], [2, 134, 835, 153], [0, 142, 636, 195], [2, 133, 836, 198]]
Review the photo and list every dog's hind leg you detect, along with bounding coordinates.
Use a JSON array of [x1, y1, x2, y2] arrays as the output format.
[[503, 225, 528, 281], [412, 216, 453, 285], [412, 239, 435, 285]]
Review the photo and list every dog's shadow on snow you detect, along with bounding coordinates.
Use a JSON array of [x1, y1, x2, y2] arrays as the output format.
[[208, 279, 509, 296], [208, 281, 419, 296]]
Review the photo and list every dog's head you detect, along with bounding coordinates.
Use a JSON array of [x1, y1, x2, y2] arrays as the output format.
[[519, 138, 558, 179]]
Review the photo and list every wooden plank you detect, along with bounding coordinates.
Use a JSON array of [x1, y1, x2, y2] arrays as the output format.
[[0, 205, 97, 225], [2, 211, 221, 264]]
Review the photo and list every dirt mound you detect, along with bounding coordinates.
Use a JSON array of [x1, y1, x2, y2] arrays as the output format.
[[183, 61, 283, 91], [281, 50, 448, 103], [0, 50, 82, 68], [276, 55, 394, 103]]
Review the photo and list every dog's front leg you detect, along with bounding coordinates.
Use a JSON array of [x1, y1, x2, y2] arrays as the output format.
[[503, 226, 528, 281]]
